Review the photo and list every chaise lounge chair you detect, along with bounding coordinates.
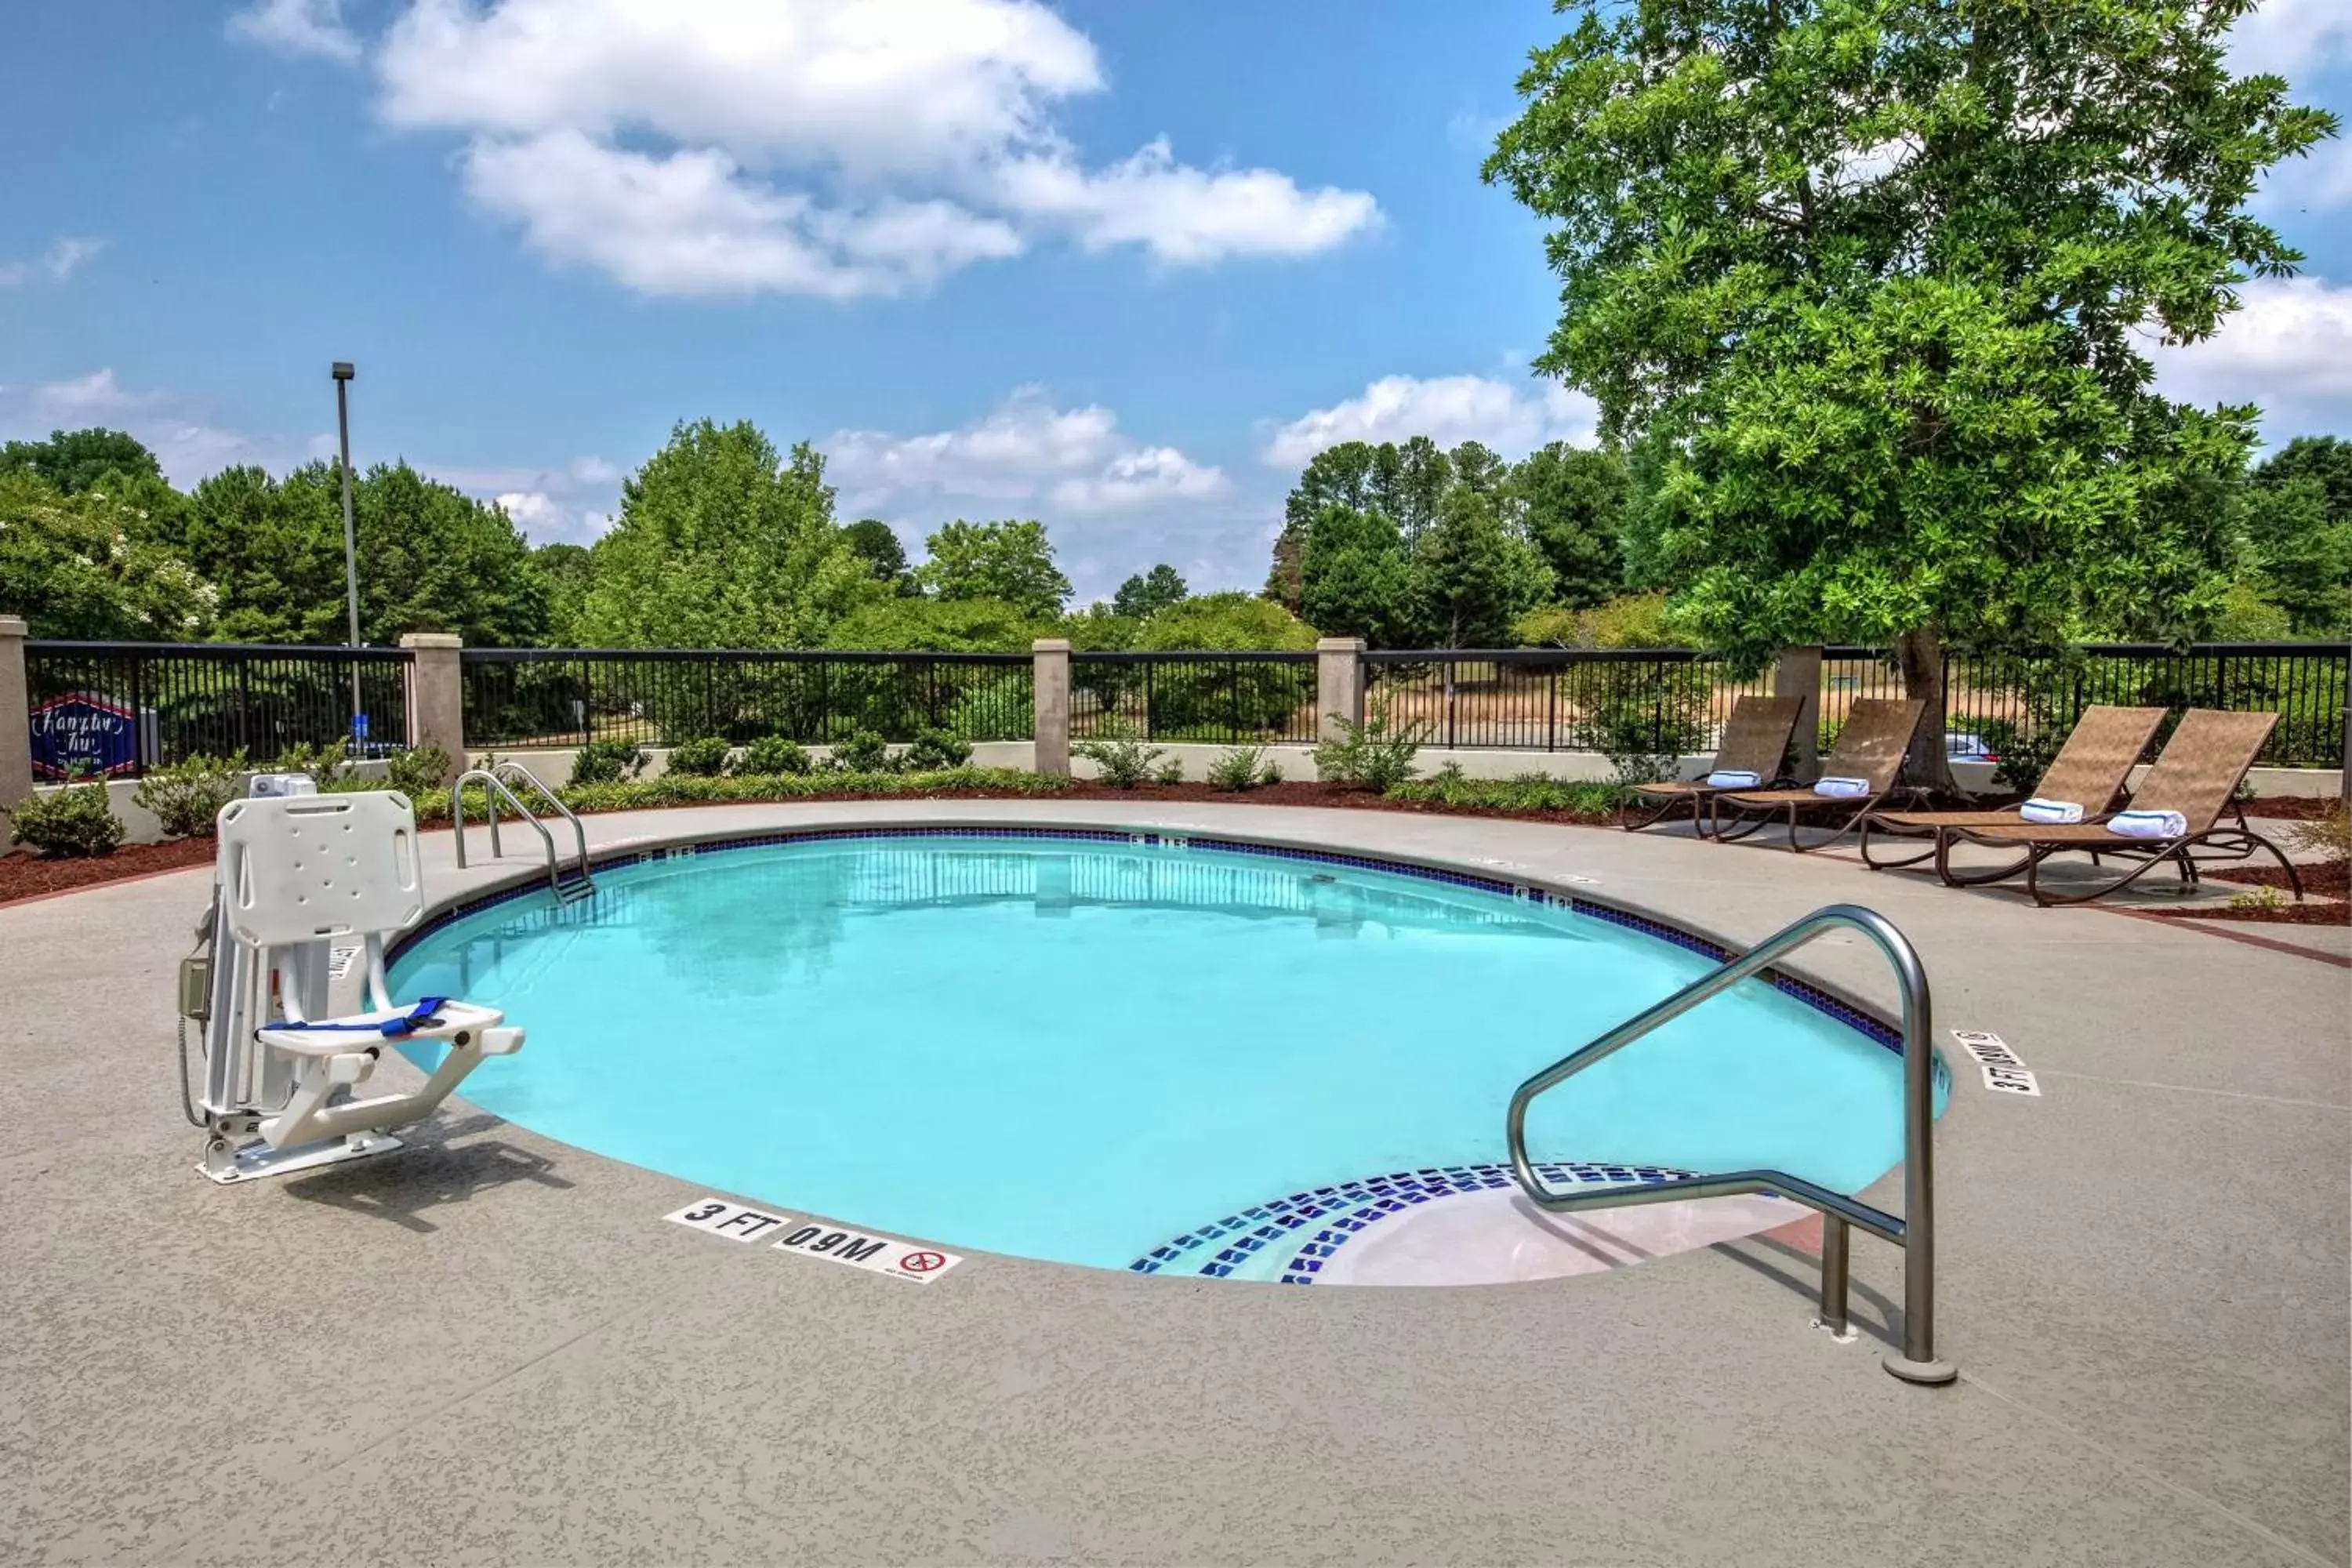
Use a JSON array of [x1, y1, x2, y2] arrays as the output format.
[[1934, 709, 2300, 908], [1857, 704, 2167, 877], [1622, 693, 1806, 833], [1707, 697, 1927, 852]]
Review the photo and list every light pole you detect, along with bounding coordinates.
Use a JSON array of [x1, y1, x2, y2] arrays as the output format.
[[332, 361, 363, 739]]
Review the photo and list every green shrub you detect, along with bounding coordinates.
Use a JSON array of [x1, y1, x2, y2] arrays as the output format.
[[1207, 744, 1281, 792], [1153, 757, 1185, 786], [5, 775, 125, 857], [1388, 768, 1626, 819], [829, 730, 895, 773], [1313, 697, 1428, 792], [272, 739, 350, 789], [665, 735, 731, 777], [1073, 719, 1165, 789], [2288, 800, 2350, 866], [570, 738, 649, 786], [383, 742, 452, 797], [731, 735, 812, 776], [906, 728, 974, 771], [1565, 662, 1711, 786], [132, 751, 247, 838]]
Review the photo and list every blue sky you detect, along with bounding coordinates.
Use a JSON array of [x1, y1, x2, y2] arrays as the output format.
[[2, 0, 2348, 604]]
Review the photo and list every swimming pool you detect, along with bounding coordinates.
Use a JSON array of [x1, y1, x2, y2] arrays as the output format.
[[390, 831, 1937, 1276]]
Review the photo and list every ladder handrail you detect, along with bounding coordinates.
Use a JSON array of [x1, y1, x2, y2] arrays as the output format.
[[1505, 902, 1953, 1384], [490, 759, 592, 883], [450, 765, 589, 902]]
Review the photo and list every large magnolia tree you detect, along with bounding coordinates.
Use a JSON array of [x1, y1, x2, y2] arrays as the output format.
[[1486, 0, 2336, 779]]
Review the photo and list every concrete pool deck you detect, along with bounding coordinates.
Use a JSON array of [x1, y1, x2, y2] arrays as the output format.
[[4, 799, 2346, 1566]]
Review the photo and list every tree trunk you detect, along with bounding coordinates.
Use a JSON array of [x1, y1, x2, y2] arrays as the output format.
[[1896, 625, 1958, 797]]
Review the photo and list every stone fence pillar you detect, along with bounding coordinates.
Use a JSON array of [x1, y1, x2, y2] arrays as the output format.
[[1316, 637, 1366, 741], [399, 633, 466, 786], [1033, 638, 1071, 776], [0, 616, 29, 811], [1773, 644, 1824, 784]]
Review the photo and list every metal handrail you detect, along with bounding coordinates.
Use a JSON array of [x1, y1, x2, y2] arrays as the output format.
[[450, 764, 591, 902], [491, 759, 591, 884], [1505, 902, 1954, 1385]]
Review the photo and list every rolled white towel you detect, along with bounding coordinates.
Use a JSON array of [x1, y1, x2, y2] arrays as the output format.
[[1811, 776, 1871, 799], [2107, 808, 2187, 840], [2019, 797, 2085, 825], [1705, 769, 1761, 789]]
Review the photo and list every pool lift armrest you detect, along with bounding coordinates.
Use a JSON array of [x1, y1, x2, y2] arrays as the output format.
[[188, 789, 525, 1184]]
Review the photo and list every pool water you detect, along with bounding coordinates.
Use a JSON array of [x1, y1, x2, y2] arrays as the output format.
[[390, 833, 1930, 1272]]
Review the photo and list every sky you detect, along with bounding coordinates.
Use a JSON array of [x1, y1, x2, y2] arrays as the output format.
[[2, 0, 2349, 606]]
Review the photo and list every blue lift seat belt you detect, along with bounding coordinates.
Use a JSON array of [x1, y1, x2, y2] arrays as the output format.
[[260, 996, 450, 1039]]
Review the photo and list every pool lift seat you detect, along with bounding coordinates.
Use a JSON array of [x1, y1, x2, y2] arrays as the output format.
[[190, 789, 522, 1184]]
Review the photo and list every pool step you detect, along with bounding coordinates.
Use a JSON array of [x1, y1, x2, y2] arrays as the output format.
[[1131, 1162, 1687, 1283]]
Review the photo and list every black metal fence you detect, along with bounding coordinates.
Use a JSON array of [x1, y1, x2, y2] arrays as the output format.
[[1819, 642, 2348, 769], [459, 649, 1035, 748], [1363, 649, 1773, 754], [23, 641, 412, 777], [1070, 652, 1318, 744]]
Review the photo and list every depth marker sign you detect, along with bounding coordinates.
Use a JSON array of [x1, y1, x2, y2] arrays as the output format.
[[773, 1223, 964, 1283], [1951, 1029, 2042, 1097], [665, 1198, 794, 1240], [663, 1199, 965, 1282]]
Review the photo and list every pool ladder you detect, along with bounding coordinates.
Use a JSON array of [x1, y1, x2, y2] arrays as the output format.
[[452, 760, 595, 905], [1506, 903, 1955, 1385]]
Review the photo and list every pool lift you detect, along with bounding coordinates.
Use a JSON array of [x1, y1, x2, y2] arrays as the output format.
[[176, 776, 524, 1183]]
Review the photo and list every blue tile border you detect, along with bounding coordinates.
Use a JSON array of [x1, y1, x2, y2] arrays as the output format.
[[1122, 1160, 1692, 1283]]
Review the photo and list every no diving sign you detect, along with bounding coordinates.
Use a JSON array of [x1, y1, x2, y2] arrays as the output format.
[[663, 1198, 964, 1283]]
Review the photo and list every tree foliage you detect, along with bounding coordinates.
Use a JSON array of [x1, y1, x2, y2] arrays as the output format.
[[170, 460, 548, 646], [842, 518, 914, 592], [914, 518, 1072, 618], [1112, 563, 1188, 619], [1485, 0, 2337, 689], [576, 421, 875, 648], [2243, 438, 2352, 635], [0, 470, 218, 638], [1, 427, 164, 495]]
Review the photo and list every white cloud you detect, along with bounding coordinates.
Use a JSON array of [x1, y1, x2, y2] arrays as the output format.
[[0, 369, 267, 482], [2256, 140, 2352, 216], [461, 131, 1023, 298], [493, 488, 615, 544], [1261, 375, 1602, 469], [1048, 445, 1229, 513], [2151, 276, 2352, 438], [825, 390, 1240, 595], [989, 139, 1381, 265], [366, 0, 1377, 297], [2228, 0, 2352, 78], [830, 390, 1226, 513], [227, 0, 362, 63], [0, 236, 106, 287]]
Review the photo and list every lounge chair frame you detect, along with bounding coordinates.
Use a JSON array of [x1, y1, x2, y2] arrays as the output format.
[[1707, 699, 1928, 853], [1929, 710, 2301, 908], [1622, 694, 1806, 833], [1857, 705, 2167, 875]]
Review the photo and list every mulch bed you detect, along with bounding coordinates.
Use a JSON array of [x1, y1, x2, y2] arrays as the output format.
[[0, 835, 216, 906], [2241, 796, 2343, 822], [2132, 858, 2351, 926]]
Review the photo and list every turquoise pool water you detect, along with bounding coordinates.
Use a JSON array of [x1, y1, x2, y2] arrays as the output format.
[[390, 833, 1930, 1271]]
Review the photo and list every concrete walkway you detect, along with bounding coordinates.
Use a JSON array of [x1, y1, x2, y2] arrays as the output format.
[[4, 800, 2345, 1566]]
